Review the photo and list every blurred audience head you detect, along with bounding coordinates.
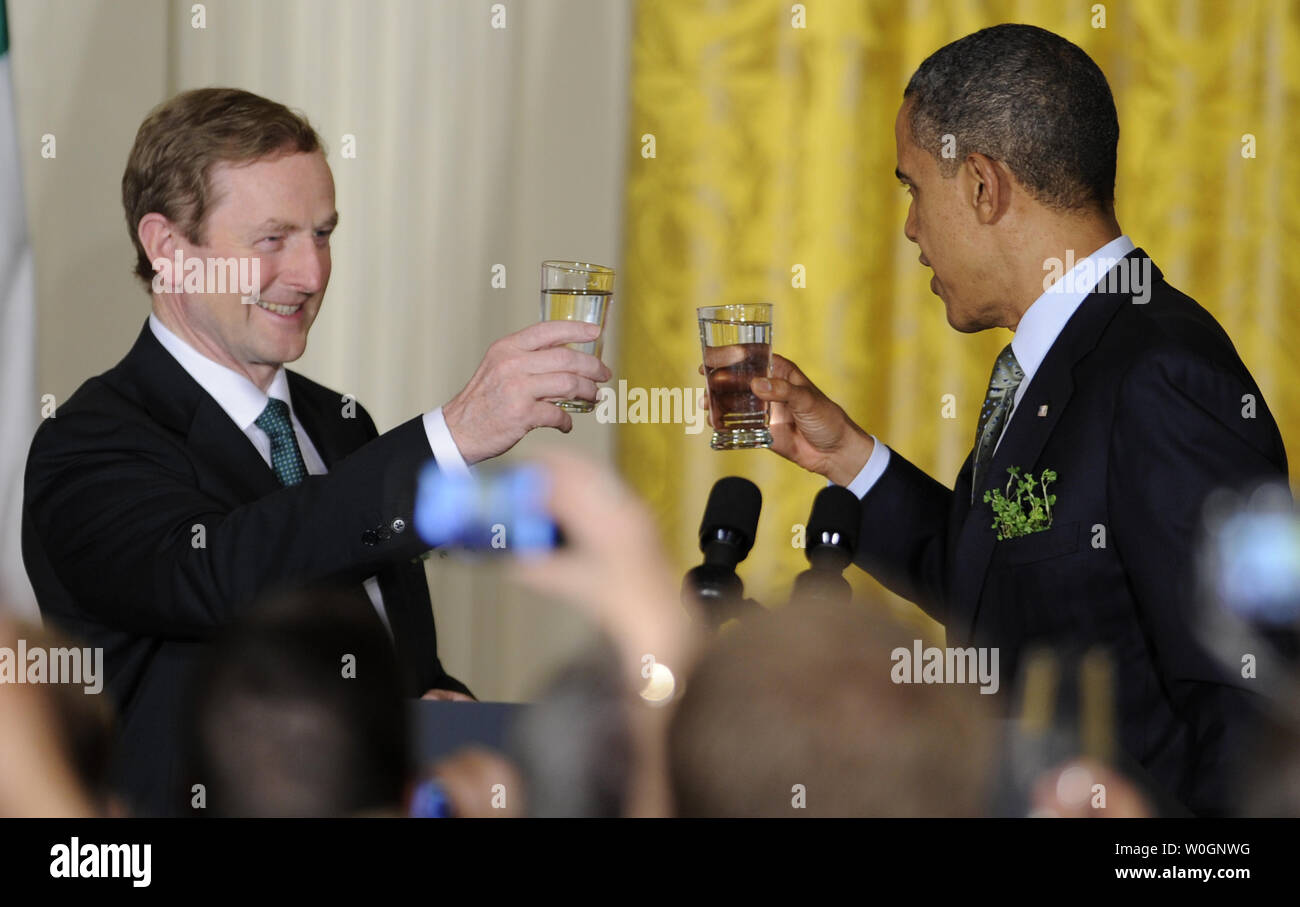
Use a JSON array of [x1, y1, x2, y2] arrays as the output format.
[[25, 620, 117, 810], [1242, 701, 1300, 817], [0, 617, 104, 816], [668, 598, 997, 817], [184, 585, 409, 817], [508, 637, 635, 817]]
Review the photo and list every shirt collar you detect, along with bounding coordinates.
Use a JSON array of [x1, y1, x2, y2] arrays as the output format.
[[1011, 234, 1136, 386], [148, 312, 294, 432]]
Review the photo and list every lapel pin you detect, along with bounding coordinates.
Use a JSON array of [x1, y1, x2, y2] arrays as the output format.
[[1037, 404, 1049, 417]]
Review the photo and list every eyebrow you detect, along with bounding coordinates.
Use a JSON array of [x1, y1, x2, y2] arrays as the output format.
[[895, 167, 913, 184], [250, 211, 339, 235]]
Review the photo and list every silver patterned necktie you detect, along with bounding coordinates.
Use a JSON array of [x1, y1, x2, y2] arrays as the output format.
[[970, 343, 1024, 504], [255, 398, 307, 487]]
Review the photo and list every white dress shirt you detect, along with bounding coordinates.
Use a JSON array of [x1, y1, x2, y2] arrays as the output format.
[[844, 234, 1136, 499], [147, 313, 472, 633]]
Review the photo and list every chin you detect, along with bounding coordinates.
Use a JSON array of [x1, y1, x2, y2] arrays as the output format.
[[943, 305, 983, 335], [262, 339, 308, 366]]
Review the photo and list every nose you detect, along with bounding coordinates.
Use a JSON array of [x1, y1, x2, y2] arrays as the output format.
[[281, 236, 327, 296], [903, 199, 919, 245]]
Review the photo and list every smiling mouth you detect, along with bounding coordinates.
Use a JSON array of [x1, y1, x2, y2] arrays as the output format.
[[254, 299, 303, 317]]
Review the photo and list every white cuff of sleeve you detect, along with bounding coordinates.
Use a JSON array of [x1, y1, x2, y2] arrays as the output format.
[[422, 407, 472, 478], [836, 434, 890, 500]]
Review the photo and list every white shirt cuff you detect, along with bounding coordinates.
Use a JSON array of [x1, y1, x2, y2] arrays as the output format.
[[422, 406, 472, 478], [837, 435, 890, 499]]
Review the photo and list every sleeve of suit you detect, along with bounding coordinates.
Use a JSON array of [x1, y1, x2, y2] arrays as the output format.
[[26, 408, 442, 640], [852, 449, 955, 626], [1108, 347, 1290, 814], [422, 406, 472, 477]]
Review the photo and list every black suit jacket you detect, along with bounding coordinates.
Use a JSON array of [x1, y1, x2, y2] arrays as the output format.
[[22, 319, 469, 814], [854, 249, 1290, 816]]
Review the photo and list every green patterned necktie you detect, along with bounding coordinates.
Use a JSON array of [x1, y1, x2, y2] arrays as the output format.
[[255, 398, 307, 487], [971, 343, 1024, 504]]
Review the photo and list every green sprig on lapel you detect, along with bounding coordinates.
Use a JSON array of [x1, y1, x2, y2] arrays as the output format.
[[982, 466, 1058, 540]]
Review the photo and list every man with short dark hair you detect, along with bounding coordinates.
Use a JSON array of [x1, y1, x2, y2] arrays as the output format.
[[752, 25, 1289, 815], [22, 87, 610, 814], [185, 586, 411, 818]]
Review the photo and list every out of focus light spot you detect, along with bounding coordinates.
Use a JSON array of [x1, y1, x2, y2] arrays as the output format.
[[639, 661, 676, 706], [1055, 764, 1094, 808]]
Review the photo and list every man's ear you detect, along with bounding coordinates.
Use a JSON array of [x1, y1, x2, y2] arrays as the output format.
[[962, 152, 1011, 225], [137, 213, 182, 275]]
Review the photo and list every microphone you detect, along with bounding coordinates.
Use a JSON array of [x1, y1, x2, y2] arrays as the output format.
[[683, 477, 763, 629], [789, 486, 860, 606]]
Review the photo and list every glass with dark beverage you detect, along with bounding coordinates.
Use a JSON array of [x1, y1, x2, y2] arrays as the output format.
[[697, 303, 773, 450], [540, 260, 615, 413]]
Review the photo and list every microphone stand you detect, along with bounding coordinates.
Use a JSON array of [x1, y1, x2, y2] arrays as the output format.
[[683, 526, 766, 631]]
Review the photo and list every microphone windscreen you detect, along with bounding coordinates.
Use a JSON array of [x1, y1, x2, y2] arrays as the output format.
[[806, 485, 860, 557], [699, 477, 763, 555]]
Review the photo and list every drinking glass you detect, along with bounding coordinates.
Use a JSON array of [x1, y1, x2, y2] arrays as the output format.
[[697, 303, 773, 450], [539, 260, 615, 413]]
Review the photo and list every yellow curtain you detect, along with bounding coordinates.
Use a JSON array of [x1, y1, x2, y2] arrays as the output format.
[[617, 0, 1300, 639]]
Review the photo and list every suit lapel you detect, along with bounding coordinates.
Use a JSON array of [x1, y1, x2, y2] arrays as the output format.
[[187, 395, 282, 500], [947, 249, 1162, 641], [287, 373, 356, 469], [117, 320, 281, 501], [948, 357, 1077, 641]]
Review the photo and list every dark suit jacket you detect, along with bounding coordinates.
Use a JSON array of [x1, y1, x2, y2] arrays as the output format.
[[22, 319, 469, 814], [854, 249, 1290, 816]]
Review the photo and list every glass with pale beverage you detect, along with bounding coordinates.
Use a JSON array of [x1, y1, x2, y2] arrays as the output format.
[[697, 303, 773, 450], [539, 260, 615, 413]]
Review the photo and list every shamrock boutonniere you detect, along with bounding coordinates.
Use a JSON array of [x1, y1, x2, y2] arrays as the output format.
[[982, 466, 1058, 541]]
